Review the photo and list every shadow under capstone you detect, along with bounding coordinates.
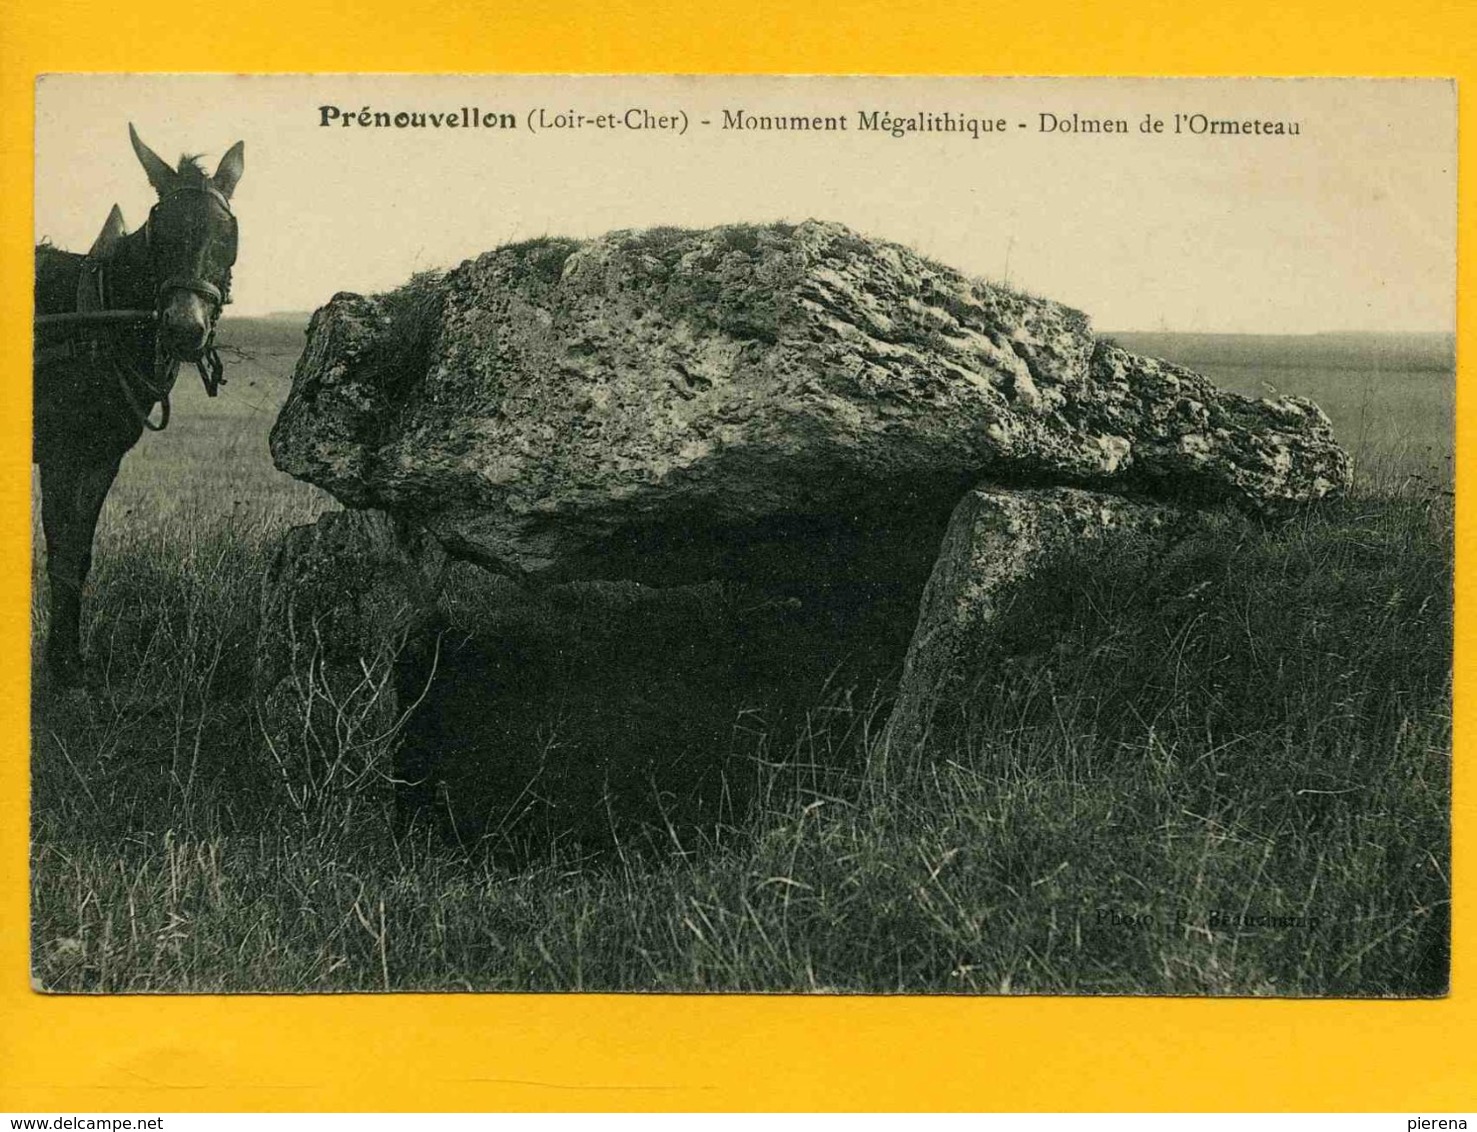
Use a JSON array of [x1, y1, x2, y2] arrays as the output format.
[[393, 567, 929, 858]]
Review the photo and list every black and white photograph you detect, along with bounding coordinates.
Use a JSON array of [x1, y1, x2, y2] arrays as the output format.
[[30, 74, 1454, 996]]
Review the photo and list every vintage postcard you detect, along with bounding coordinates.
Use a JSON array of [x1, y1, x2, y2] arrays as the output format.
[[30, 74, 1454, 997]]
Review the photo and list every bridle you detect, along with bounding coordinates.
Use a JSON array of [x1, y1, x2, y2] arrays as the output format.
[[145, 181, 237, 312], [110, 181, 239, 429]]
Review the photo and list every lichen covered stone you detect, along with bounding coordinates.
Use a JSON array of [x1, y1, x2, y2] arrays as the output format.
[[271, 221, 1350, 587]]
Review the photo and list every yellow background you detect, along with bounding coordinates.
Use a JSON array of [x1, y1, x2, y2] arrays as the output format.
[[0, 0, 1471, 1112]]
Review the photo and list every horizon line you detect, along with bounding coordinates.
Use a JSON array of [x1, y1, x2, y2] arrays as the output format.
[[226, 309, 1457, 339]]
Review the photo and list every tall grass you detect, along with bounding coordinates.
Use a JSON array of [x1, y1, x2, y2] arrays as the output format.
[[29, 329, 1452, 995]]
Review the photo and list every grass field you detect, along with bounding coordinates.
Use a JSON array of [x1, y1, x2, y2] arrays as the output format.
[[29, 323, 1453, 995]]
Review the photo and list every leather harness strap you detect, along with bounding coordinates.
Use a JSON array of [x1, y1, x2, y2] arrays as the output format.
[[158, 276, 226, 307]]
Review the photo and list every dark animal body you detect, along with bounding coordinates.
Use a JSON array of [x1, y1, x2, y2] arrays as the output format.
[[33, 126, 244, 686]]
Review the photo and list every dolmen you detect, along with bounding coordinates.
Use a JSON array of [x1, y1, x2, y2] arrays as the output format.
[[260, 220, 1350, 835]]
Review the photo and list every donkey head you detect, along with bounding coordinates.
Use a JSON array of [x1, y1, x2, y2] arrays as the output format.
[[129, 124, 244, 362]]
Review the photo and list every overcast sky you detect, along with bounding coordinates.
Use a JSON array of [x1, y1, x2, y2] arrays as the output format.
[[35, 75, 1455, 333]]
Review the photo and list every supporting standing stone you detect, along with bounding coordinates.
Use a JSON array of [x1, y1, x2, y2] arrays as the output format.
[[882, 486, 1193, 762], [254, 509, 447, 812]]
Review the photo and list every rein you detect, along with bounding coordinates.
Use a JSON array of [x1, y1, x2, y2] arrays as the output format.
[[116, 338, 175, 433], [105, 338, 224, 434]]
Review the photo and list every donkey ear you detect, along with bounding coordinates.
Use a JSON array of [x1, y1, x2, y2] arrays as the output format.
[[88, 205, 127, 258], [212, 140, 245, 200], [129, 123, 176, 196]]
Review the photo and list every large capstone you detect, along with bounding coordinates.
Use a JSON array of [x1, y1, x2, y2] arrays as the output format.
[[270, 221, 1350, 589]]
